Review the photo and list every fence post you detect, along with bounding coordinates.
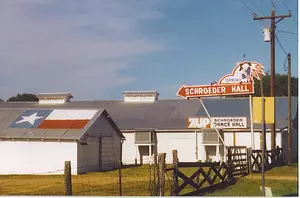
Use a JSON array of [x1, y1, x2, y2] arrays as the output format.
[[172, 150, 178, 196], [247, 148, 252, 174], [119, 159, 122, 196], [158, 153, 166, 196], [64, 161, 72, 196], [227, 147, 232, 163]]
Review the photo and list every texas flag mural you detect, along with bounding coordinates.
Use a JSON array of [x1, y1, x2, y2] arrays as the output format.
[[10, 109, 98, 129]]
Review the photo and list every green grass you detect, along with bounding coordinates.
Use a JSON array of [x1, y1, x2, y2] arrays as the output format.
[[0, 164, 297, 196]]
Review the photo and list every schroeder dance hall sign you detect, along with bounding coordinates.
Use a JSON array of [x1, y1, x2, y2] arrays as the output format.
[[177, 61, 265, 99], [187, 117, 247, 129]]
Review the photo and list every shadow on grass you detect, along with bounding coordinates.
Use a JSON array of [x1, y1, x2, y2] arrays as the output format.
[[121, 164, 142, 169], [282, 193, 298, 196]]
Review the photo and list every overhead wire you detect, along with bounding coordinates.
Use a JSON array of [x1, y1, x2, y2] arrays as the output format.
[[269, 0, 295, 34], [282, 0, 298, 25], [240, 0, 267, 28], [275, 33, 289, 55], [277, 29, 298, 35], [240, 0, 257, 16], [248, 0, 266, 16], [283, 54, 288, 71]]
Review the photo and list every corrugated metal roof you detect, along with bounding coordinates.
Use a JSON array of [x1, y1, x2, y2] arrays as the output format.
[[0, 97, 297, 131], [0, 108, 109, 140]]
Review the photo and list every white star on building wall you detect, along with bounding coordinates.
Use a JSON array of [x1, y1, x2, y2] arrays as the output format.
[[15, 113, 44, 125]]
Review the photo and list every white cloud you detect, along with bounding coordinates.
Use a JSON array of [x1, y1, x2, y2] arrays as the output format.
[[0, 0, 166, 100]]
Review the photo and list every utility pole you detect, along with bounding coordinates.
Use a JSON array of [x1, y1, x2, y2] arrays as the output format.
[[253, 9, 292, 150], [287, 53, 292, 164]]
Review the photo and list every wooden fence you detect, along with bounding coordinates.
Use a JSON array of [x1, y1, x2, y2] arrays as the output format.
[[251, 147, 284, 172], [160, 150, 236, 196], [227, 146, 250, 177], [153, 147, 285, 196]]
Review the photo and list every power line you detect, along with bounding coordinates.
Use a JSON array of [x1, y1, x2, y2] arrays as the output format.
[[240, 0, 257, 16], [240, 0, 268, 27], [270, 0, 295, 37], [275, 34, 288, 55], [277, 29, 298, 35], [248, 0, 265, 16], [283, 54, 288, 71], [282, 0, 298, 25]]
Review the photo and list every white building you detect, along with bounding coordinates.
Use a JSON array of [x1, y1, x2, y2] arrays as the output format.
[[0, 91, 297, 167], [0, 93, 124, 175]]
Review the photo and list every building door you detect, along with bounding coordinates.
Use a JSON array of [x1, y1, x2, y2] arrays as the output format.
[[205, 145, 220, 162], [98, 137, 102, 171]]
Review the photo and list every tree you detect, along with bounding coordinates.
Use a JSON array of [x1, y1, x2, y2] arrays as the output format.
[[7, 93, 38, 102], [253, 72, 298, 97], [224, 72, 298, 98]]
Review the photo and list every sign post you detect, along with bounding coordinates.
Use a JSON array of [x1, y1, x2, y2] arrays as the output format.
[[177, 61, 265, 163], [249, 95, 255, 149]]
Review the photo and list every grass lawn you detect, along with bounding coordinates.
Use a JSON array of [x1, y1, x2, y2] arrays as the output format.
[[0, 164, 298, 196]]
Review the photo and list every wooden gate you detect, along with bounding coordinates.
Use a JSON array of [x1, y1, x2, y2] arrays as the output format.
[[172, 161, 236, 196], [251, 147, 284, 172], [227, 146, 249, 177]]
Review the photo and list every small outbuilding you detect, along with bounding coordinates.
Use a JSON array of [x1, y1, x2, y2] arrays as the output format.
[[0, 93, 124, 175]]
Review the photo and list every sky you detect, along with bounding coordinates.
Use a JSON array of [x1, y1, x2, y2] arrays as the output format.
[[0, 0, 298, 101]]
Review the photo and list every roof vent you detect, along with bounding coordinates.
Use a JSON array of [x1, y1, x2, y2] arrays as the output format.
[[37, 92, 73, 104], [123, 91, 159, 103]]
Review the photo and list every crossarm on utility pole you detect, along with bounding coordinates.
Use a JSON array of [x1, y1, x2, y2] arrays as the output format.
[[253, 14, 292, 20]]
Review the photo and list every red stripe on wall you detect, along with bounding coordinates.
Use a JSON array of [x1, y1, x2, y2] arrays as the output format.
[[38, 120, 89, 129]]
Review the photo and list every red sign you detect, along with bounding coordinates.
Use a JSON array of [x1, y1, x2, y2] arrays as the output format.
[[177, 61, 265, 99], [177, 83, 253, 99]]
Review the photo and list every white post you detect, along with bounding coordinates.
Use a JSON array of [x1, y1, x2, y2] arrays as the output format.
[[136, 145, 139, 164], [195, 130, 198, 162], [149, 145, 152, 164], [249, 95, 255, 149], [216, 145, 220, 162], [199, 98, 227, 161]]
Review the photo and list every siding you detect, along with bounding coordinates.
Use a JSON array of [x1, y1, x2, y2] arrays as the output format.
[[157, 132, 203, 164], [101, 137, 115, 170], [85, 113, 121, 171], [77, 136, 100, 173], [0, 141, 77, 175]]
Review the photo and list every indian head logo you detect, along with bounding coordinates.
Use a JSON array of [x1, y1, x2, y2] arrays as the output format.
[[218, 61, 265, 84]]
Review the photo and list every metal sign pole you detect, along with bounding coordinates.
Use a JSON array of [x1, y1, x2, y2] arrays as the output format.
[[261, 97, 265, 196], [198, 98, 227, 161], [249, 95, 255, 149]]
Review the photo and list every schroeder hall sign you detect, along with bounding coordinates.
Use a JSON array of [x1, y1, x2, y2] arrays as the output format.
[[187, 117, 247, 129]]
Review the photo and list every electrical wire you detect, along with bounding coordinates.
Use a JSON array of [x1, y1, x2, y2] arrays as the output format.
[[277, 29, 298, 35], [282, 0, 298, 25], [240, 0, 267, 28], [248, 0, 266, 16], [240, 0, 257, 16], [275, 34, 289, 55], [283, 54, 288, 71], [270, 0, 296, 41]]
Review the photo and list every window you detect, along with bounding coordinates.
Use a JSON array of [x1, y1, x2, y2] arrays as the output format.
[[135, 132, 152, 143], [202, 131, 219, 143]]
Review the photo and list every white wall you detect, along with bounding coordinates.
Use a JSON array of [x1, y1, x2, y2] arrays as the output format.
[[0, 141, 77, 175], [77, 136, 100, 174], [234, 132, 282, 150], [157, 132, 201, 164], [224, 133, 234, 146], [122, 133, 136, 164]]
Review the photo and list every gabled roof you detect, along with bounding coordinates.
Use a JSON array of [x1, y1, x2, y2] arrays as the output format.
[[0, 108, 124, 140], [0, 97, 297, 131]]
